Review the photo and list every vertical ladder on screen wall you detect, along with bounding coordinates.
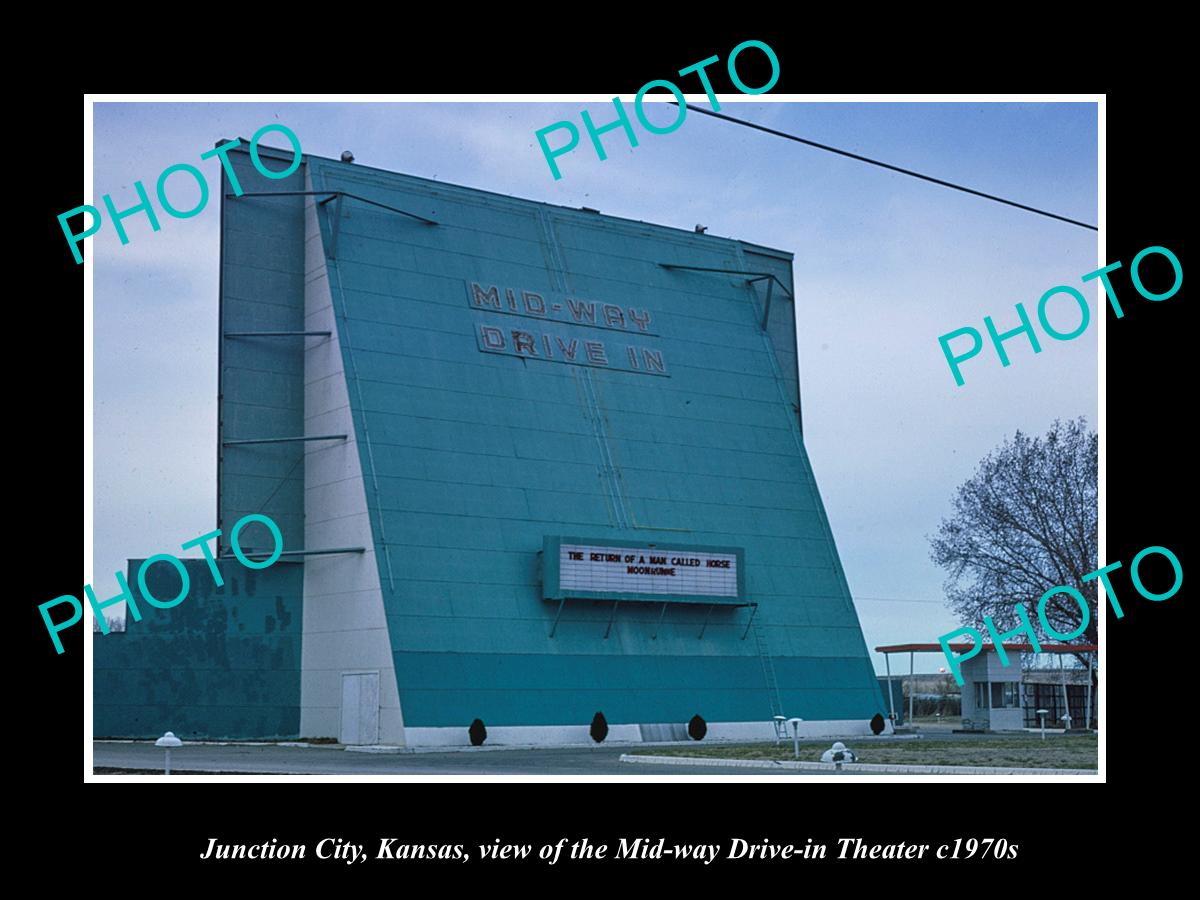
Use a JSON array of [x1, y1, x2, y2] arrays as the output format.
[[754, 625, 784, 720]]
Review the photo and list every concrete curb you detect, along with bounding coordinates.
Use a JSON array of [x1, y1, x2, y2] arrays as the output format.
[[97, 736, 919, 754], [619, 754, 1097, 776]]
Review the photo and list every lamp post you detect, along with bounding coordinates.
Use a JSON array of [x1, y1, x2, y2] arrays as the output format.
[[787, 717, 803, 760], [1036, 709, 1049, 741], [155, 731, 182, 775]]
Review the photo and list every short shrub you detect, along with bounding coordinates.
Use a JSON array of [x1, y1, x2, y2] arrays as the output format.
[[468, 718, 487, 746], [590, 711, 609, 743]]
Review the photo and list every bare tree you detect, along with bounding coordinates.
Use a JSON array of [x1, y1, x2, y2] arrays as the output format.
[[929, 417, 1097, 666]]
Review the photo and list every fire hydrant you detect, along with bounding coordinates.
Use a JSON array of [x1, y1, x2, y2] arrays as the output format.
[[820, 741, 857, 769]]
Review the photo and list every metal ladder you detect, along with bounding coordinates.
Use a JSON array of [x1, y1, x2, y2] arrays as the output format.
[[754, 624, 785, 723]]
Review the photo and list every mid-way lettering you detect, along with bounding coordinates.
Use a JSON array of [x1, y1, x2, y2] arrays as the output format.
[[468, 281, 656, 334]]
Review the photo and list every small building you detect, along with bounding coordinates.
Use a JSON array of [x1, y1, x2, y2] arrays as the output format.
[[959, 652, 1023, 731], [875, 642, 1097, 733]]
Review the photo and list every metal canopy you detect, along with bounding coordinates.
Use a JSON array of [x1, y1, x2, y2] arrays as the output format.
[[877, 642, 1097, 654]]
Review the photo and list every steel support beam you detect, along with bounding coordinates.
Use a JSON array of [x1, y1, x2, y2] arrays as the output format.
[[1059, 653, 1071, 728], [329, 191, 345, 259], [657, 263, 793, 299], [548, 598, 566, 638], [223, 330, 331, 338], [909, 650, 916, 726], [884, 652, 897, 724], [740, 602, 759, 640], [225, 190, 437, 225], [222, 434, 347, 446], [651, 601, 669, 640], [603, 600, 620, 639], [220, 546, 366, 562], [760, 276, 775, 330], [1086, 652, 1094, 731]]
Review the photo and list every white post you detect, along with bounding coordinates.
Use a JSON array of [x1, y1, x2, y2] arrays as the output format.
[[1085, 652, 1094, 732], [788, 718, 803, 760], [909, 651, 915, 727], [884, 653, 896, 724], [1059, 653, 1071, 729], [155, 731, 182, 776]]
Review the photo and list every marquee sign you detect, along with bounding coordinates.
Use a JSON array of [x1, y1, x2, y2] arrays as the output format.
[[542, 536, 745, 604]]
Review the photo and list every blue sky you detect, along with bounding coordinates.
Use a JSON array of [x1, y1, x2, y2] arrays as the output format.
[[90, 99, 1098, 674]]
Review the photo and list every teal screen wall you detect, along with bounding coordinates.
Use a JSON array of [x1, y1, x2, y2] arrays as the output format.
[[94, 144, 886, 740], [307, 156, 886, 730]]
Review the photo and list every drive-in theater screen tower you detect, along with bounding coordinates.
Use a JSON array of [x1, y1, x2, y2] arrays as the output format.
[[95, 142, 886, 746]]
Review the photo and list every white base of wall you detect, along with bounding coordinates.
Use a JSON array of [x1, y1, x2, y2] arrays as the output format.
[[404, 718, 889, 748]]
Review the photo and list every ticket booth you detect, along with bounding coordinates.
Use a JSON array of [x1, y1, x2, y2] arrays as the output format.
[[959, 653, 1024, 731]]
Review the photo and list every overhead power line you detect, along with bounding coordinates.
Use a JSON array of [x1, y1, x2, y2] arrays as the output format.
[[673, 103, 1098, 232], [855, 596, 946, 605]]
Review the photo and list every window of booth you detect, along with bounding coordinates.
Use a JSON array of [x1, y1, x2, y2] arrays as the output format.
[[991, 682, 1020, 708], [975, 682, 989, 709]]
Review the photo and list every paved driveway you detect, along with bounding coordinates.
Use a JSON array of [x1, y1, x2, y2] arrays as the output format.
[[92, 741, 823, 776]]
